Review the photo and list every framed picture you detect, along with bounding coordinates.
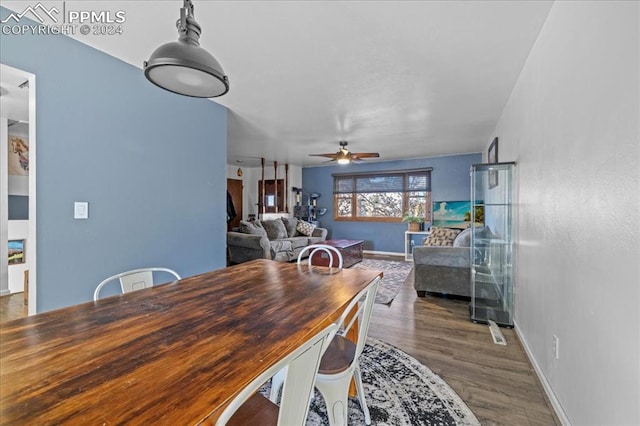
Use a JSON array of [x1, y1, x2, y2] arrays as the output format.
[[8, 136, 29, 176], [432, 201, 472, 228], [8, 240, 25, 265], [488, 137, 499, 188]]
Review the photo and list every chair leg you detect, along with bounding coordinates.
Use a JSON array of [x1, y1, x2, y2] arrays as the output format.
[[315, 372, 352, 426], [269, 368, 286, 403], [353, 363, 371, 425]]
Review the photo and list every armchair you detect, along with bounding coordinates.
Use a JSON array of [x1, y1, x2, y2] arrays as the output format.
[[413, 227, 472, 298]]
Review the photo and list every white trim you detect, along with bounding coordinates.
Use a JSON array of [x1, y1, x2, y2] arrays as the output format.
[[514, 321, 571, 425], [1, 116, 8, 297], [1, 64, 37, 314], [363, 250, 404, 258], [27, 72, 36, 315]]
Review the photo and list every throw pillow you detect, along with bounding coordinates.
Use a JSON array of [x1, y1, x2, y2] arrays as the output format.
[[261, 218, 288, 240], [296, 220, 316, 237], [280, 216, 299, 238], [424, 227, 461, 247], [239, 220, 266, 237], [453, 227, 473, 247]]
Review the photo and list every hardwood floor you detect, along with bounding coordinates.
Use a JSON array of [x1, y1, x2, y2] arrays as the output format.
[[1, 255, 559, 425], [367, 254, 559, 425]]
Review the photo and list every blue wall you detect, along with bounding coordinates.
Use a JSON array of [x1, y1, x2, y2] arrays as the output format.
[[302, 153, 481, 253], [1, 8, 228, 312]]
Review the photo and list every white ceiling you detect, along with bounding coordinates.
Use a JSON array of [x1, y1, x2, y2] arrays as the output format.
[[1, 1, 553, 167]]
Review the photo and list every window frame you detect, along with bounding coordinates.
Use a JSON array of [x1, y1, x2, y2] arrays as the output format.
[[332, 168, 432, 222]]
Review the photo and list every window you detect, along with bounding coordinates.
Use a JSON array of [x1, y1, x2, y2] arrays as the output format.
[[333, 169, 432, 222]]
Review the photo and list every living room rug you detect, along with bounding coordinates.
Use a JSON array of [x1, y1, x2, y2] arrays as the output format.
[[263, 337, 480, 426], [350, 258, 413, 304]]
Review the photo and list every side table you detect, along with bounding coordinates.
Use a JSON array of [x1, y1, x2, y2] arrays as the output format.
[[404, 230, 430, 261]]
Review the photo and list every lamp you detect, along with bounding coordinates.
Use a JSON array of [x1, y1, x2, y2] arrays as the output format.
[[336, 145, 351, 164], [144, 0, 229, 98]]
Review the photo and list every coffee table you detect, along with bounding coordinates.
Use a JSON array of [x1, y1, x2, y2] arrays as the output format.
[[310, 239, 364, 268]]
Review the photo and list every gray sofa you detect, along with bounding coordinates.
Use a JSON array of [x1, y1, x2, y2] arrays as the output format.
[[227, 217, 327, 264], [413, 227, 473, 298]]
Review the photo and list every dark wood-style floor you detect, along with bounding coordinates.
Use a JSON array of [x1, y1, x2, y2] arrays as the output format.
[[367, 254, 559, 425], [0, 255, 559, 425]]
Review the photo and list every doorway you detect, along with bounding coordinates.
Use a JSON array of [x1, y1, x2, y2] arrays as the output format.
[[258, 179, 285, 214], [1, 63, 37, 316], [227, 179, 243, 231]]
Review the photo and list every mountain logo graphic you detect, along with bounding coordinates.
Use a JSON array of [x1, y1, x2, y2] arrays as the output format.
[[1, 3, 60, 24]]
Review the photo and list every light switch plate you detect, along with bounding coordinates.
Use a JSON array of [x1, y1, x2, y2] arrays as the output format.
[[74, 202, 89, 219]]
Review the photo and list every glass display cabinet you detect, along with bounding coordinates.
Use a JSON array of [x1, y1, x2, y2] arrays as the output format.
[[470, 162, 516, 327]]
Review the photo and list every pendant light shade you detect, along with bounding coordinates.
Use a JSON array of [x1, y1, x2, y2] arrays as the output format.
[[144, 0, 229, 98]]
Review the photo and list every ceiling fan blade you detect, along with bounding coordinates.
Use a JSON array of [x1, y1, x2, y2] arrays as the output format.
[[309, 153, 338, 159], [350, 152, 380, 159]]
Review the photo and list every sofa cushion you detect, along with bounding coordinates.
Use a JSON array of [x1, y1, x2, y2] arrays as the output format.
[[424, 227, 461, 247], [308, 236, 326, 245], [280, 217, 299, 238], [296, 220, 316, 236], [282, 237, 309, 250], [269, 239, 293, 258], [239, 220, 267, 237], [261, 218, 288, 240]]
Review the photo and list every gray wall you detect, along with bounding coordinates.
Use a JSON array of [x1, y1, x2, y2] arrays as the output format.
[[302, 153, 481, 253], [491, 2, 639, 424], [1, 7, 228, 312]]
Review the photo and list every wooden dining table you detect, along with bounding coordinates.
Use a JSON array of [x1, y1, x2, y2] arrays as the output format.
[[0, 259, 382, 425]]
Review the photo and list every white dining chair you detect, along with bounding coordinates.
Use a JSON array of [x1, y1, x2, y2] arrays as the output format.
[[93, 267, 181, 301], [269, 276, 381, 420], [314, 276, 381, 426], [215, 322, 339, 426], [297, 244, 344, 269]]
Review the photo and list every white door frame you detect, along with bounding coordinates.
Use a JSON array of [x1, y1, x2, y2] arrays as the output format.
[[0, 63, 37, 315]]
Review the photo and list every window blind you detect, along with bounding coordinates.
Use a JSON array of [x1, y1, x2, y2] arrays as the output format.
[[334, 169, 431, 194]]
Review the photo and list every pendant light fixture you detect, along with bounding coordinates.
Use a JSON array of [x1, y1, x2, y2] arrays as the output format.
[[144, 0, 229, 98]]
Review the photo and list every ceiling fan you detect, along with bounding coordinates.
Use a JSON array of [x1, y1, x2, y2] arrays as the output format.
[[310, 141, 380, 164]]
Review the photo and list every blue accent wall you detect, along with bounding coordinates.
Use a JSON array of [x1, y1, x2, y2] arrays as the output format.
[[1, 8, 228, 312], [302, 153, 481, 253]]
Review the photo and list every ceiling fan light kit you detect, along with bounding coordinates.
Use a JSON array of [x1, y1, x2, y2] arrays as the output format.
[[310, 141, 380, 165], [144, 0, 229, 98]]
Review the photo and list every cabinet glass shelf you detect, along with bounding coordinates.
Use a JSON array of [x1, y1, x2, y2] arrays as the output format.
[[470, 162, 515, 327]]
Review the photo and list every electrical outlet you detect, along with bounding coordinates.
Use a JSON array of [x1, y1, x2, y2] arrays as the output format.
[[552, 334, 559, 359]]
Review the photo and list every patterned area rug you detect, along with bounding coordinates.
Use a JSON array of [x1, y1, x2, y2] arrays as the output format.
[[263, 338, 480, 426], [350, 258, 413, 304]]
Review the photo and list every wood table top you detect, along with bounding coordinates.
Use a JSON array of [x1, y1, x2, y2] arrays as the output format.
[[0, 259, 382, 425]]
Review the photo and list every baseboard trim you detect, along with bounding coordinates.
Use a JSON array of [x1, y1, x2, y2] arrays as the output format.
[[514, 321, 571, 426], [363, 250, 404, 257], [0, 289, 11, 297]]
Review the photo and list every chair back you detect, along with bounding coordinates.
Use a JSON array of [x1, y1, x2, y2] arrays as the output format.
[[336, 276, 381, 360], [94, 267, 181, 301], [297, 244, 344, 269], [215, 322, 339, 425]]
